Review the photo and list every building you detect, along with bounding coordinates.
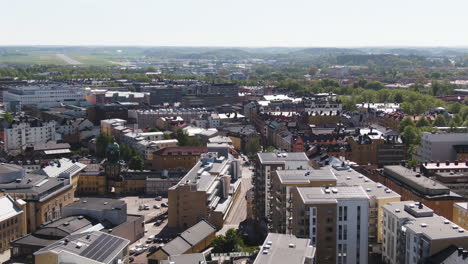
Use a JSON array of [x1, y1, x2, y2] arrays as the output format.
[[253, 152, 311, 228], [87, 103, 139, 125], [149, 86, 183, 105], [38, 158, 87, 195], [129, 108, 212, 129], [33, 231, 129, 264], [168, 151, 242, 230], [100, 118, 127, 136], [0, 195, 27, 253], [426, 245, 468, 264], [290, 186, 369, 264], [269, 168, 337, 234], [253, 233, 316, 264], [420, 132, 468, 162], [3, 84, 85, 112], [453, 202, 468, 230], [159, 253, 206, 264], [365, 165, 465, 220], [420, 161, 468, 199], [382, 201, 468, 264], [4, 118, 56, 151], [152, 146, 208, 171], [0, 163, 74, 232], [148, 220, 216, 263]]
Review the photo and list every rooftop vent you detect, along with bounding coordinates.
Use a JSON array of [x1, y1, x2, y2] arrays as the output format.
[[262, 249, 269, 255], [289, 244, 296, 248], [78, 216, 84, 220], [76, 242, 83, 248], [331, 188, 338, 193], [395, 209, 401, 213], [104, 202, 108, 205], [263, 245, 271, 249], [452, 225, 459, 229], [346, 176, 351, 180], [366, 188, 371, 192], [63, 222, 69, 226], [325, 189, 331, 194], [459, 229, 465, 233], [82, 200, 87, 203], [420, 223, 427, 228], [444, 220, 450, 224], [385, 189, 392, 193], [377, 184, 382, 188], [86, 234, 91, 239], [267, 241, 273, 245]]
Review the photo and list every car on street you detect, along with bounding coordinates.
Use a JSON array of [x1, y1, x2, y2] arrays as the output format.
[[146, 235, 155, 243], [154, 220, 163, 226], [153, 204, 160, 209], [155, 196, 162, 201], [161, 202, 168, 207]]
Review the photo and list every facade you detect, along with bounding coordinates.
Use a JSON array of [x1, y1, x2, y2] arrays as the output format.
[[420, 132, 468, 162], [420, 161, 468, 200], [5, 119, 56, 151], [290, 186, 370, 264], [253, 152, 311, 227], [129, 108, 212, 129], [3, 85, 85, 111], [149, 87, 183, 105], [152, 146, 208, 171], [253, 233, 316, 264], [0, 164, 74, 232], [382, 201, 468, 264], [453, 202, 468, 230], [269, 168, 337, 234], [0, 195, 27, 253], [168, 151, 242, 230], [34, 231, 129, 264]]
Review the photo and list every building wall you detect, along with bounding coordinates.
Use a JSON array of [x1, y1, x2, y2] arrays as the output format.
[[77, 174, 107, 195], [420, 132, 468, 162], [0, 207, 26, 253], [168, 185, 208, 230], [35, 252, 58, 264], [112, 215, 145, 243], [152, 154, 201, 171], [453, 203, 468, 230]]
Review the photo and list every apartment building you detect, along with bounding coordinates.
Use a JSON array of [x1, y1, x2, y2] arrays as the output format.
[[0, 195, 27, 253], [332, 163, 401, 250], [291, 186, 369, 264], [420, 161, 468, 199], [4, 119, 56, 151], [100, 118, 127, 136], [152, 146, 208, 170], [168, 151, 242, 230], [253, 152, 311, 226], [453, 202, 468, 230], [420, 132, 468, 162], [129, 108, 212, 129], [382, 201, 468, 264], [253, 233, 316, 264], [269, 168, 337, 234], [365, 165, 464, 220]]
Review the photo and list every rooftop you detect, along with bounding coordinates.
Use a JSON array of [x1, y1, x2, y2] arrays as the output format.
[[0, 195, 23, 223], [160, 220, 216, 256], [257, 152, 309, 164], [297, 186, 369, 204], [275, 168, 337, 185], [160, 253, 206, 264], [65, 198, 126, 211], [253, 233, 316, 264], [153, 146, 208, 156], [34, 231, 129, 263], [39, 158, 87, 178]]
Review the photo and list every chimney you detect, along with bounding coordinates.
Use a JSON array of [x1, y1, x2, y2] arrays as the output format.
[[455, 160, 459, 165], [424, 161, 428, 166], [412, 167, 416, 172], [418, 202, 423, 209], [446, 160, 450, 166], [436, 161, 440, 167]]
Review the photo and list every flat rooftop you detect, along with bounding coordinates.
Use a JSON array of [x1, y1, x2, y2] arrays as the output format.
[[253, 233, 316, 264], [275, 168, 337, 185], [297, 186, 369, 204], [65, 197, 126, 211], [258, 152, 309, 164]]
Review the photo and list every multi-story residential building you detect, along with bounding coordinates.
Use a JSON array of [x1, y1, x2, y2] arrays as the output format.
[[4, 118, 56, 151], [168, 151, 242, 229], [253, 233, 316, 264], [152, 146, 208, 171], [3, 84, 86, 112], [347, 128, 405, 167], [129, 108, 212, 129], [33, 231, 130, 264], [100, 118, 127, 136], [0, 195, 27, 253], [269, 168, 337, 234], [382, 201, 468, 264], [149, 86, 183, 105], [253, 152, 311, 228], [332, 163, 401, 251], [420, 132, 468, 162], [0, 163, 75, 232], [453, 202, 468, 230], [419, 161, 468, 199], [87, 103, 140, 125], [290, 186, 370, 264]]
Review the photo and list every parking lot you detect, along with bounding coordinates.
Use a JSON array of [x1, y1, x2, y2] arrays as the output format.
[[119, 196, 176, 264]]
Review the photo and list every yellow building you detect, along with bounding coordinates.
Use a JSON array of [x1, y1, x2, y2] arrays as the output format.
[[453, 202, 468, 230], [0, 195, 27, 253]]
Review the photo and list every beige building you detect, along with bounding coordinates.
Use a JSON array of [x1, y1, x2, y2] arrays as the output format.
[[0, 195, 27, 253], [253, 233, 316, 264], [168, 151, 242, 230], [453, 202, 468, 230], [269, 168, 337, 234]]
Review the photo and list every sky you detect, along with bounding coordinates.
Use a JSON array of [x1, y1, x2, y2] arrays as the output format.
[[1, 0, 467, 47]]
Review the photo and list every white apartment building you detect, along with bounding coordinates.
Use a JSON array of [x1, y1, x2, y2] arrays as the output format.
[[383, 201, 468, 264], [5, 120, 56, 151], [292, 186, 369, 264], [3, 85, 85, 111], [420, 132, 468, 162]]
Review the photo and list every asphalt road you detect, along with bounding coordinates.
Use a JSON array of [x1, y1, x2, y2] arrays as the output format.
[[224, 159, 253, 226]]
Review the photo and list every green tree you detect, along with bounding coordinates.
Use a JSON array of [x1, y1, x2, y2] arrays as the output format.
[[245, 138, 261, 156], [413, 101, 426, 115], [96, 133, 113, 157], [433, 114, 447, 127], [148, 128, 159, 132], [365, 81, 384, 90], [163, 133, 172, 140], [453, 114, 463, 126], [128, 155, 144, 170], [399, 116, 414, 132], [448, 120, 458, 132], [415, 117, 431, 128], [401, 126, 421, 147], [448, 103, 462, 114], [211, 228, 245, 253], [1, 112, 13, 124], [266, 146, 276, 152]]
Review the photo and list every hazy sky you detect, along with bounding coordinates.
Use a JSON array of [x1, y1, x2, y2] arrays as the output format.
[[1, 0, 467, 47]]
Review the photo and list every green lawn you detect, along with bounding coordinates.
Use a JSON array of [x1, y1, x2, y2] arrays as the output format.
[[0, 54, 66, 65]]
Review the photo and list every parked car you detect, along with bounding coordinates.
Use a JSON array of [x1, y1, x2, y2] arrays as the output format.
[[153, 204, 161, 209], [146, 235, 155, 243], [144, 204, 150, 210], [129, 247, 136, 255], [161, 202, 168, 208], [138, 205, 144, 211], [155, 196, 162, 201], [154, 220, 163, 226], [129, 257, 134, 263]]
